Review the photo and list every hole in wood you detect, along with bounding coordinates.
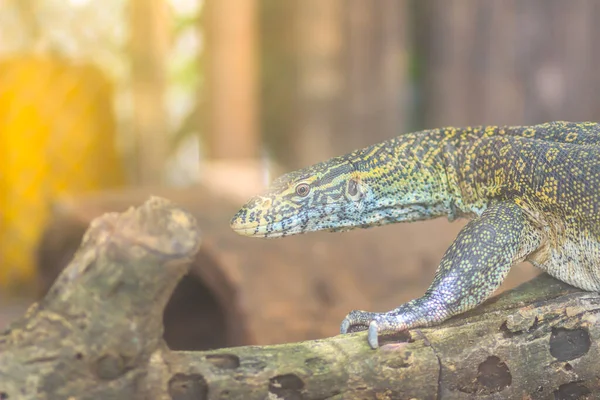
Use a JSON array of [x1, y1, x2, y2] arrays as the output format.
[[549, 328, 590, 361], [205, 354, 240, 369], [168, 373, 208, 400], [476, 356, 512, 394], [554, 381, 590, 400], [269, 373, 305, 399]]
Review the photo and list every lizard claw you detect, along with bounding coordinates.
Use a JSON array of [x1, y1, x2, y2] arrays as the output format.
[[340, 319, 351, 334], [340, 310, 376, 334], [368, 321, 380, 349], [340, 309, 411, 349]]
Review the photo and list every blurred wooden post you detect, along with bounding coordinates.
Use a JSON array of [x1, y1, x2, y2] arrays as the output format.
[[342, 0, 409, 150], [291, 0, 409, 168], [420, 0, 600, 127], [293, 0, 343, 167], [130, 0, 170, 184], [204, 0, 259, 160]]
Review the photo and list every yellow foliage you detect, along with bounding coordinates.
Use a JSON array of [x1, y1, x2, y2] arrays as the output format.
[[0, 56, 124, 292]]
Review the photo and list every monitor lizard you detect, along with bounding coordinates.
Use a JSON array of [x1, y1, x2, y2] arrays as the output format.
[[230, 121, 600, 349]]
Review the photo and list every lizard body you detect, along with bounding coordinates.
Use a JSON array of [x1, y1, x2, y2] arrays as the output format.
[[230, 121, 600, 348]]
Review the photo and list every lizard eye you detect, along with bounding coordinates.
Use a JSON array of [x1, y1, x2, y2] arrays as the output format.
[[295, 183, 310, 197]]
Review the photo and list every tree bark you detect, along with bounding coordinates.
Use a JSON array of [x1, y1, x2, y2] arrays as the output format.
[[2, 197, 599, 399]]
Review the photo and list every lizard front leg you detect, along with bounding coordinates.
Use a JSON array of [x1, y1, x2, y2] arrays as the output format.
[[340, 201, 542, 348]]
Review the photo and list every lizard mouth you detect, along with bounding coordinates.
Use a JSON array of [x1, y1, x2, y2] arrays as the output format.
[[230, 221, 262, 236], [230, 222, 294, 238], [230, 212, 304, 238]]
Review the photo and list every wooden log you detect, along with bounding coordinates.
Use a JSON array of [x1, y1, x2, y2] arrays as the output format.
[[159, 275, 597, 399], [1, 197, 200, 398], [2, 197, 599, 399]]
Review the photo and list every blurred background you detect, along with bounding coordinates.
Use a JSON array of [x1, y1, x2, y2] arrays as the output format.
[[1, 0, 600, 350]]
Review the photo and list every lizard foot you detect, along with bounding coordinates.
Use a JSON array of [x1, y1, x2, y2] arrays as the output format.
[[340, 310, 408, 349]]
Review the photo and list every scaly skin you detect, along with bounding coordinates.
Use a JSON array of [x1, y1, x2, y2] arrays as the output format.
[[230, 121, 600, 348]]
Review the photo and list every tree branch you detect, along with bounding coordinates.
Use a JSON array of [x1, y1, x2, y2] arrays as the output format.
[[1, 198, 598, 399]]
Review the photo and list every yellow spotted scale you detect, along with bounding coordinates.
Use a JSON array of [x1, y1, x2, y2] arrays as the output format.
[[231, 121, 600, 348]]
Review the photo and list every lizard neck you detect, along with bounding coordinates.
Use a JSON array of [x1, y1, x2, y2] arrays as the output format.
[[346, 129, 458, 228], [436, 125, 508, 220]]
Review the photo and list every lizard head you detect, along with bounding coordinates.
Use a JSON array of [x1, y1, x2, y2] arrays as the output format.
[[230, 155, 361, 237], [230, 140, 450, 238]]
